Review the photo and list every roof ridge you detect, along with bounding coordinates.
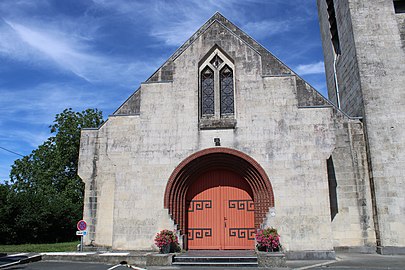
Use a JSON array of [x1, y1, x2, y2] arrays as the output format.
[[145, 12, 225, 82]]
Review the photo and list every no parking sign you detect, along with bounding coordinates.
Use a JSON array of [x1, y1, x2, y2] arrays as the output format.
[[77, 220, 87, 231]]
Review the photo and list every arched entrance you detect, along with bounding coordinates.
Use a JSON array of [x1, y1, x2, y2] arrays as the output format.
[[164, 147, 274, 250]]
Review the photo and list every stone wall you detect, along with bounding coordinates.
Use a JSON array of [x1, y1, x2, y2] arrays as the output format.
[[318, 0, 405, 251], [347, 0, 405, 250], [330, 120, 375, 247], [396, 13, 405, 49]]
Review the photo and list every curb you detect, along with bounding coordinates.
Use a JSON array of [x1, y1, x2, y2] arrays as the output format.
[[293, 256, 340, 270], [20, 254, 42, 264], [0, 254, 42, 269], [40, 252, 159, 266]]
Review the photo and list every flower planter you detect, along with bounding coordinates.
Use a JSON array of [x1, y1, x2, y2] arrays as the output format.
[[256, 227, 281, 253], [160, 244, 171, 254], [256, 251, 287, 268], [154, 229, 180, 254]]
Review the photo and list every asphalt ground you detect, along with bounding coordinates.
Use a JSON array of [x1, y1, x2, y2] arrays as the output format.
[[1, 251, 405, 270], [308, 252, 405, 270], [0, 253, 41, 269], [2, 261, 129, 270]]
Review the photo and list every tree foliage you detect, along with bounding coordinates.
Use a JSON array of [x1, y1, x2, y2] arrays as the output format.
[[0, 108, 103, 244]]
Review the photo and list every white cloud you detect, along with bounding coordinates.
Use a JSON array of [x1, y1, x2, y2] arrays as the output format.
[[1, 130, 49, 149], [0, 82, 120, 168], [295, 61, 325, 75], [91, 0, 281, 47], [0, 83, 117, 126], [0, 19, 157, 85], [0, 20, 38, 61], [4, 20, 96, 81], [242, 20, 291, 40]]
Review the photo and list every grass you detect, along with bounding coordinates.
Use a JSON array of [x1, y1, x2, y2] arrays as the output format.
[[0, 241, 80, 253]]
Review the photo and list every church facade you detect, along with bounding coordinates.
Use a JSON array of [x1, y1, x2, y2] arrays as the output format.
[[78, 2, 405, 256]]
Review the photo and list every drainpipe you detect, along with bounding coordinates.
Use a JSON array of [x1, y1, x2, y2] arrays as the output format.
[[333, 53, 341, 109]]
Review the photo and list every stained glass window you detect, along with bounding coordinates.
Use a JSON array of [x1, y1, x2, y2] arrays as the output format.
[[201, 67, 215, 115], [220, 65, 234, 115]]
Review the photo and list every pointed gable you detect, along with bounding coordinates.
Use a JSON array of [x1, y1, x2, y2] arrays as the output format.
[[114, 12, 331, 115], [146, 12, 292, 83]]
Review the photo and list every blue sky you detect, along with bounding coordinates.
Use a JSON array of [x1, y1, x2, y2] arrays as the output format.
[[0, 0, 327, 182]]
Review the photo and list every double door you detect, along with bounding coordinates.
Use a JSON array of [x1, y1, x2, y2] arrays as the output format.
[[187, 170, 255, 250]]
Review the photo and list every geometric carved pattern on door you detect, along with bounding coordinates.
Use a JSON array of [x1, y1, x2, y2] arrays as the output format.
[[187, 169, 255, 250]]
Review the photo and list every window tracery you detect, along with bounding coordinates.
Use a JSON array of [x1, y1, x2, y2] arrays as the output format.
[[210, 55, 223, 69]]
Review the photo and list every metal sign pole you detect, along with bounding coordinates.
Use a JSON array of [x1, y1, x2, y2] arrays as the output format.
[[77, 220, 87, 252]]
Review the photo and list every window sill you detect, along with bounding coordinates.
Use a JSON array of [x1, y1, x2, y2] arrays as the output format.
[[199, 118, 236, 130]]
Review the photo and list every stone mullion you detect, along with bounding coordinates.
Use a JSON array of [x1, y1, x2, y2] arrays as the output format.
[[214, 69, 221, 119]]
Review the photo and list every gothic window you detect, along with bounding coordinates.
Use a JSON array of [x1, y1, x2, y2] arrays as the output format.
[[201, 67, 215, 115], [220, 65, 234, 115], [199, 48, 235, 129]]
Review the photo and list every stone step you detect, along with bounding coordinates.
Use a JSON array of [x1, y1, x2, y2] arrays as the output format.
[[172, 261, 258, 267], [172, 255, 258, 267]]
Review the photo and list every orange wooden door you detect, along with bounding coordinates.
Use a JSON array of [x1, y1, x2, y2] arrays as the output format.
[[187, 170, 255, 250], [187, 170, 221, 249], [223, 187, 255, 249]]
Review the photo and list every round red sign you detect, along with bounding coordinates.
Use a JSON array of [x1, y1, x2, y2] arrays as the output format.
[[77, 220, 87, 231]]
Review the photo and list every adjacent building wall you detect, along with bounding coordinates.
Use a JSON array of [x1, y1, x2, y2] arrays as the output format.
[[317, 0, 363, 117], [318, 0, 405, 252]]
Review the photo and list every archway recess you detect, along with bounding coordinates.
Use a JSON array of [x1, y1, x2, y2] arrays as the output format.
[[164, 147, 274, 236]]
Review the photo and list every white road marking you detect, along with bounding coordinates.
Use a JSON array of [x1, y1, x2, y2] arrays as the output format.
[[99, 252, 130, 256], [295, 259, 338, 270], [6, 253, 28, 257], [107, 265, 123, 270]]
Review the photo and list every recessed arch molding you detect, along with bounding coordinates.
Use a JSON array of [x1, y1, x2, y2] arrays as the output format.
[[164, 147, 274, 235]]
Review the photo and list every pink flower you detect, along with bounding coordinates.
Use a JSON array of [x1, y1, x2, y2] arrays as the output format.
[[255, 227, 281, 251], [154, 229, 179, 248]]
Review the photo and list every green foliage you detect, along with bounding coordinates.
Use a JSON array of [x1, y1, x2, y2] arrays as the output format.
[[0, 241, 80, 252], [0, 108, 103, 244]]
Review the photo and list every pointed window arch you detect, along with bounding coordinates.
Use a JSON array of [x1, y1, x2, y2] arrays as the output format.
[[199, 47, 236, 128]]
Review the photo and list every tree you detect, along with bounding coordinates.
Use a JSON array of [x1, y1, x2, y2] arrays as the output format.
[[0, 108, 103, 244]]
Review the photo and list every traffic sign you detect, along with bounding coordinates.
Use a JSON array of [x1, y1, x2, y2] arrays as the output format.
[[76, 231, 87, 236], [77, 220, 87, 231]]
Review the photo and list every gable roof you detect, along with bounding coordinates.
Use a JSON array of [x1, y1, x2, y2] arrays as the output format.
[[114, 12, 332, 115]]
